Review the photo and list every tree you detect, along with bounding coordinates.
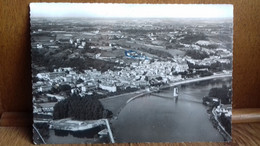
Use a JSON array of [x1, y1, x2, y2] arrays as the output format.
[[32, 76, 39, 83], [185, 50, 209, 60], [144, 76, 149, 81], [53, 94, 113, 120], [180, 33, 207, 44], [76, 78, 84, 84], [219, 113, 231, 135], [208, 85, 230, 104], [59, 84, 71, 92], [34, 123, 50, 139], [156, 76, 163, 80]]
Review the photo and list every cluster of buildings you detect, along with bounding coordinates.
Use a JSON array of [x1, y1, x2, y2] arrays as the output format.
[[33, 58, 189, 98], [186, 55, 231, 67], [215, 104, 232, 117]]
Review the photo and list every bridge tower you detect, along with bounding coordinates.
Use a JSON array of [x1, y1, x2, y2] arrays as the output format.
[[173, 86, 179, 99]]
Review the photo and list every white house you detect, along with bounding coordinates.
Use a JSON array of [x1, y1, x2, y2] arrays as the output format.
[[99, 84, 117, 92]]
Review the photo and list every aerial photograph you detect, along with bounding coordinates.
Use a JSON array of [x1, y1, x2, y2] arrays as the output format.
[[30, 3, 233, 144]]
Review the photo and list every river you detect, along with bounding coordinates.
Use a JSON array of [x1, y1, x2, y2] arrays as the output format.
[[111, 77, 232, 143]]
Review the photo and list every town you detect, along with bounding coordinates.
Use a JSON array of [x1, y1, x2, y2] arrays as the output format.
[[31, 17, 233, 143], [31, 17, 232, 100]]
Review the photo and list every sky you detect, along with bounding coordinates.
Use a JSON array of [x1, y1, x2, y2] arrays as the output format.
[[30, 3, 233, 18]]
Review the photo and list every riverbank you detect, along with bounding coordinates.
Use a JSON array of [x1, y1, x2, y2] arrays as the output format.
[[211, 107, 232, 141], [110, 76, 231, 143], [100, 73, 232, 118]]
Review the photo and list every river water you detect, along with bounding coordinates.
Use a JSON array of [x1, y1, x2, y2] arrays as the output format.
[[111, 78, 232, 143]]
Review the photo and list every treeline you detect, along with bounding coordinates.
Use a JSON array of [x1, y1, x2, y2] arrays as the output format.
[[185, 50, 209, 60], [180, 33, 208, 44], [208, 85, 232, 104], [123, 28, 177, 34], [31, 48, 120, 73], [197, 44, 219, 49], [139, 47, 173, 58], [53, 94, 113, 120], [187, 60, 232, 72]]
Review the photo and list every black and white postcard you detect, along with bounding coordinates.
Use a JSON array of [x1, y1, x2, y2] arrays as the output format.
[[30, 3, 233, 144]]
